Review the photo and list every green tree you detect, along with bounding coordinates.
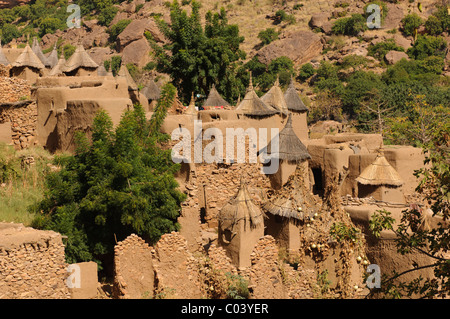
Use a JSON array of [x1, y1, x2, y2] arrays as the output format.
[[407, 35, 447, 60], [425, 15, 443, 35], [401, 13, 423, 37], [298, 63, 316, 81], [332, 14, 367, 36], [151, 1, 246, 103], [0, 24, 21, 44], [257, 28, 279, 45], [31, 84, 186, 267]]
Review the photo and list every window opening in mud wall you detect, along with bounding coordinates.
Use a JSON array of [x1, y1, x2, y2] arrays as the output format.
[[312, 167, 324, 196]]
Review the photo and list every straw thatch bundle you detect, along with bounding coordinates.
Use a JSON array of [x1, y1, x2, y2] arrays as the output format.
[[259, 113, 311, 162], [32, 37, 50, 67], [356, 151, 403, 186], [284, 77, 308, 113], [218, 178, 265, 230], [184, 92, 197, 116], [46, 44, 59, 69], [141, 79, 161, 101], [261, 76, 288, 115], [236, 72, 278, 117], [203, 84, 230, 108], [263, 164, 319, 221], [49, 52, 66, 76], [11, 44, 45, 70], [63, 44, 98, 73]]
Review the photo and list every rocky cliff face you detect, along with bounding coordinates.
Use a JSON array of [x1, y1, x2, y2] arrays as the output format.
[[0, 0, 30, 9]]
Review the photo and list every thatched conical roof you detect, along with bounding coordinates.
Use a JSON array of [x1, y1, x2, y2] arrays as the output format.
[[32, 37, 50, 67], [356, 150, 403, 186], [141, 79, 161, 100], [11, 44, 45, 70], [218, 178, 265, 230], [284, 77, 308, 112], [63, 44, 98, 73], [203, 84, 230, 108], [261, 76, 288, 115], [97, 64, 108, 76], [117, 63, 137, 91], [259, 113, 311, 162], [49, 51, 66, 76], [0, 38, 10, 66], [46, 43, 59, 69], [185, 92, 198, 116], [236, 72, 278, 117], [263, 165, 320, 221]]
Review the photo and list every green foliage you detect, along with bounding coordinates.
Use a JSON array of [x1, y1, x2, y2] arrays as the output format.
[[257, 28, 279, 45], [401, 13, 423, 36], [225, 273, 250, 299], [329, 222, 360, 243], [98, 5, 118, 26], [151, 1, 246, 104], [0, 23, 21, 44], [298, 63, 315, 81], [31, 87, 185, 266], [331, 14, 367, 36], [38, 17, 65, 37], [275, 10, 296, 25], [60, 43, 76, 60], [107, 19, 132, 42], [425, 15, 443, 35], [103, 56, 122, 76], [431, 5, 450, 33], [407, 35, 447, 60], [369, 209, 395, 238], [367, 38, 405, 61]]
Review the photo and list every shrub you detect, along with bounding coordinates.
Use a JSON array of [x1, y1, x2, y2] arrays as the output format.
[[331, 14, 367, 36], [257, 28, 279, 45], [424, 15, 443, 35], [367, 38, 405, 61], [298, 63, 316, 81], [432, 5, 450, 33], [401, 13, 423, 36], [0, 23, 21, 44], [98, 5, 118, 26], [407, 35, 447, 60], [275, 10, 296, 25]]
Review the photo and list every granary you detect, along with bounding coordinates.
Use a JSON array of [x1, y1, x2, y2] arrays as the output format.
[[261, 76, 289, 116], [46, 43, 59, 69], [97, 64, 108, 76], [202, 84, 230, 109], [62, 44, 99, 76], [259, 113, 311, 190], [218, 177, 265, 268], [117, 63, 148, 109], [0, 38, 10, 66], [263, 164, 320, 253], [236, 72, 278, 118], [141, 79, 161, 111], [32, 37, 51, 69], [284, 77, 309, 141], [184, 92, 198, 117], [355, 147, 405, 204], [9, 43, 45, 83], [49, 51, 66, 76]]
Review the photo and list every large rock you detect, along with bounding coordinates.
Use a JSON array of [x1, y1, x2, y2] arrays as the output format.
[[256, 30, 323, 66], [117, 18, 164, 51], [121, 37, 152, 66], [309, 13, 331, 30], [383, 3, 404, 29], [384, 50, 409, 65]]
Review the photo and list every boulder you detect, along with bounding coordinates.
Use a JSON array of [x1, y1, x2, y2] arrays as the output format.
[[309, 13, 331, 31], [117, 19, 164, 51], [383, 3, 404, 29], [256, 30, 323, 66], [392, 34, 412, 50], [121, 37, 152, 67], [384, 50, 409, 65]]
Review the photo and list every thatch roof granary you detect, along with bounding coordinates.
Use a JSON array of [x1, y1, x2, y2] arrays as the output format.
[[261, 76, 288, 115], [49, 51, 66, 76], [203, 84, 230, 108], [141, 79, 161, 101], [260, 113, 311, 163], [46, 44, 59, 69], [32, 37, 50, 68], [11, 44, 45, 70], [284, 77, 308, 113], [218, 177, 265, 268], [117, 63, 137, 91], [97, 64, 108, 76], [184, 92, 197, 116], [236, 72, 278, 117], [356, 151, 403, 187], [63, 44, 98, 75]]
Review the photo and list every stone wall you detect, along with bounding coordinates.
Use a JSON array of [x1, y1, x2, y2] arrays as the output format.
[[0, 223, 70, 299]]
